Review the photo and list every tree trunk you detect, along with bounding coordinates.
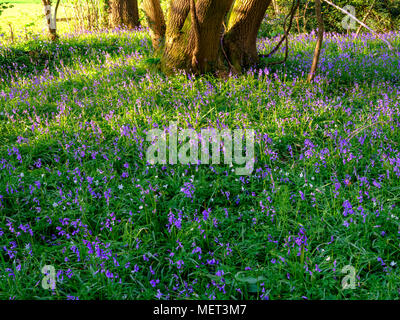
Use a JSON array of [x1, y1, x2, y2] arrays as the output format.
[[109, 0, 140, 29], [271, 0, 279, 16], [161, 0, 234, 74], [223, 0, 272, 72], [142, 0, 167, 52], [307, 0, 324, 82], [142, 0, 274, 75], [42, 0, 59, 41]]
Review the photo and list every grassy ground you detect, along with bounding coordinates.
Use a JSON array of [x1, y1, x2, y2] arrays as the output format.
[[0, 0, 169, 40], [0, 24, 400, 299], [1, 1, 44, 35], [0, 0, 83, 39]]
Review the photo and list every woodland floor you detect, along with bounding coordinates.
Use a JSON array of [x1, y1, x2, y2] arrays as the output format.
[[0, 26, 400, 299]]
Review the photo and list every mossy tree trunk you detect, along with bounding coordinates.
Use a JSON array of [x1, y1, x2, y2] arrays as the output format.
[[109, 0, 140, 29], [143, 0, 272, 75]]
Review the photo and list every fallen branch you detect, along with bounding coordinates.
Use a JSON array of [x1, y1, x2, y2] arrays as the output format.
[[346, 121, 385, 142], [355, 0, 376, 38], [322, 0, 393, 50]]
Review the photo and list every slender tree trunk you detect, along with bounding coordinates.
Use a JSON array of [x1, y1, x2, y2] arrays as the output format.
[[42, 0, 59, 41], [303, 0, 310, 33], [355, 0, 376, 38], [307, 0, 324, 82], [296, 6, 300, 34], [272, 0, 279, 15], [223, 0, 272, 72], [109, 0, 140, 29], [8, 23, 14, 43]]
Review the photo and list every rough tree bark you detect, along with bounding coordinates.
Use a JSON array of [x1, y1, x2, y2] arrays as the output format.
[[109, 0, 140, 29], [161, 0, 234, 74], [142, 0, 272, 75], [224, 0, 272, 71], [142, 0, 166, 52]]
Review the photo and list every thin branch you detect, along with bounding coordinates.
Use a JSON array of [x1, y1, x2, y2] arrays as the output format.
[[259, 0, 300, 67], [260, 0, 299, 59], [221, 22, 239, 74], [54, 0, 61, 19], [346, 121, 385, 142]]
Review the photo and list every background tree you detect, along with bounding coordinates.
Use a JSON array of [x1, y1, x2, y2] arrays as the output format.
[[42, 0, 60, 40], [109, 0, 140, 29], [305, 0, 400, 33]]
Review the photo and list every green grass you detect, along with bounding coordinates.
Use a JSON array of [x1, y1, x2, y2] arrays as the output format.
[[0, 0, 79, 38], [0, 26, 400, 300], [9, 0, 41, 3]]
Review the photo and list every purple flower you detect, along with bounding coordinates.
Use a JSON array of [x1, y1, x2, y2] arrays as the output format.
[[150, 279, 160, 287], [202, 208, 211, 221], [372, 180, 381, 189]]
